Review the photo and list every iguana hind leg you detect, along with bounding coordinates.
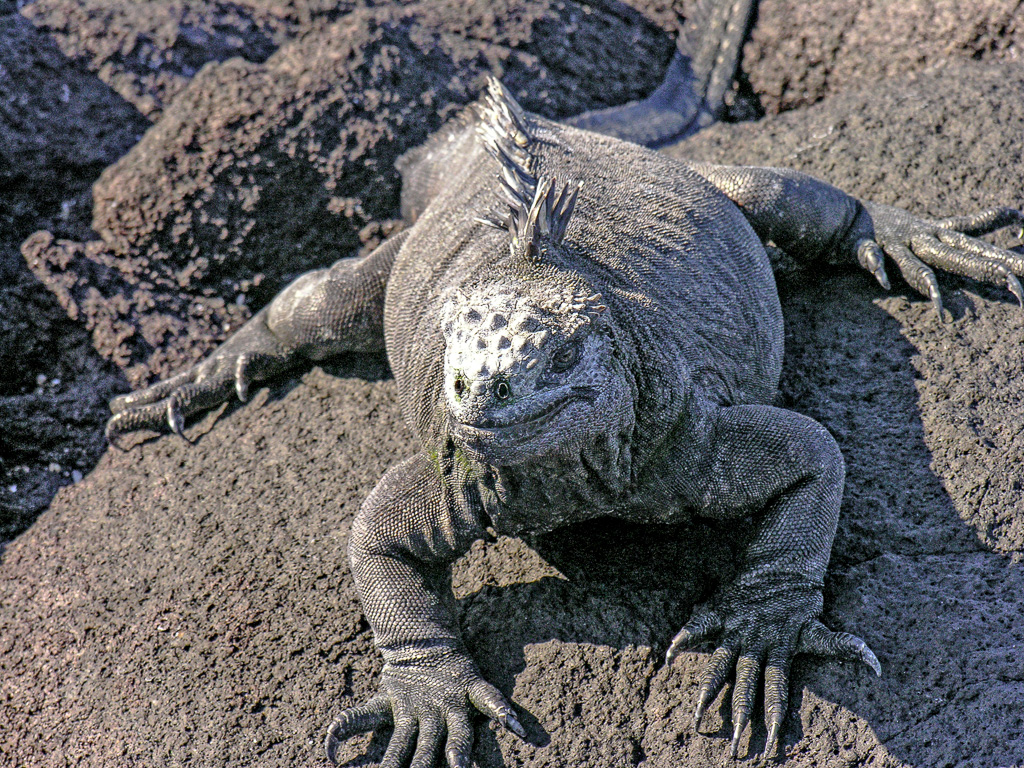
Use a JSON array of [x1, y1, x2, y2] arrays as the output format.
[[106, 229, 408, 441], [690, 162, 1024, 316], [566, 0, 757, 147]]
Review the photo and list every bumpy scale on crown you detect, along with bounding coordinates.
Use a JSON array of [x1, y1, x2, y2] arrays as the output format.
[[439, 286, 608, 421]]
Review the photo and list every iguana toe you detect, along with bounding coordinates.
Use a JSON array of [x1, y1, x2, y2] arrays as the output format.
[[444, 711, 473, 768], [729, 653, 761, 759], [468, 680, 526, 739], [934, 206, 1023, 237], [666, 608, 724, 664], [797, 620, 882, 676], [855, 239, 890, 290], [692, 644, 739, 733]]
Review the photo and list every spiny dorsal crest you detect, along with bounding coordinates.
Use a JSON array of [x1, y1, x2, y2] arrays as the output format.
[[474, 78, 581, 260], [507, 176, 580, 259]]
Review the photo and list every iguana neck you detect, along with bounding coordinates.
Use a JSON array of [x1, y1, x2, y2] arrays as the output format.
[[472, 408, 635, 536]]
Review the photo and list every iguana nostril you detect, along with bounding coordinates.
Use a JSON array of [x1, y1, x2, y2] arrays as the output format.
[[453, 377, 467, 399], [495, 381, 511, 400]]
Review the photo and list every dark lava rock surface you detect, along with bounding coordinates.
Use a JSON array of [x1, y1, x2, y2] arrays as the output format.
[[21, 0, 673, 388], [744, 0, 1024, 115], [2, 2, 1023, 767]]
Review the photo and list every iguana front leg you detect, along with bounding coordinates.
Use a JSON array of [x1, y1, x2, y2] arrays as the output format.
[[666, 402, 880, 760], [105, 229, 408, 441], [690, 163, 1024, 316], [325, 452, 525, 768]]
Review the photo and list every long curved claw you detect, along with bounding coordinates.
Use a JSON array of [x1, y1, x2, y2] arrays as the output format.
[[856, 239, 890, 290], [763, 721, 782, 763], [324, 723, 345, 766], [502, 710, 526, 740], [235, 353, 252, 403], [729, 718, 746, 759], [468, 680, 526, 739], [324, 695, 392, 765], [105, 425, 126, 451], [926, 278, 945, 322], [166, 398, 187, 441], [693, 686, 714, 733], [1006, 272, 1024, 308]]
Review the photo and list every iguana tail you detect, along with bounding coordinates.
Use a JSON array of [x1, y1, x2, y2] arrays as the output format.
[[565, 0, 757, 148]]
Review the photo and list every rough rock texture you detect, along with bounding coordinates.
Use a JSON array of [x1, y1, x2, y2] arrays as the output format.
[[0, 5, 141, 536], [24, 0, 676, 120], [21, 0, 372, 119], [2, 2, 1024, 768], [21, 0, 673, 388], [744, 0, 1024, 115]]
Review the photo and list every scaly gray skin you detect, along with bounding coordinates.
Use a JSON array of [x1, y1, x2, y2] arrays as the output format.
[[105, 11, 1024, 768]]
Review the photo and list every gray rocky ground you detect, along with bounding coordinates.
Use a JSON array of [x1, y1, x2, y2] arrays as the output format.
[[1, 2, 1022, 767]]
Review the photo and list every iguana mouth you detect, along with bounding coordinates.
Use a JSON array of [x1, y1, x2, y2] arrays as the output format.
[[451, 386, 597, 443]]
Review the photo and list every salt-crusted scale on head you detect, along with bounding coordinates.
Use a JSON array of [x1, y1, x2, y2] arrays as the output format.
[[439, 285, 609, 450]]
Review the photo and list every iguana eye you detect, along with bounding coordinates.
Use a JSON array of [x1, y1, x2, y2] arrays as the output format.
[[550, 344, 579, 372]]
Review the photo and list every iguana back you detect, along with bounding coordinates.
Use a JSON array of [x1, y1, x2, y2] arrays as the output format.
[[387, 101, 784, 448]]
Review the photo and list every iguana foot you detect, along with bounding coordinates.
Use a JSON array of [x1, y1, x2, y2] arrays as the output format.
[[851, 203, 1024, 319], [666, 581, 879, 761], [325, 647, 525, 767], [105, 307, 292, 443]]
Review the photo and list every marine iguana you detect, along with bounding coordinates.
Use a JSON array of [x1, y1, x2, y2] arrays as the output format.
[[104, 3, 1024, 765]]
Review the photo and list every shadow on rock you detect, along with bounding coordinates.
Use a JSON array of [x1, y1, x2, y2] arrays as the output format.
[[0, 8, 145, 539]]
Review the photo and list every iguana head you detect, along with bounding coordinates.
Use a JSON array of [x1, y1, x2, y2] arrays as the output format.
[[440, 284, 628, 466], [440, 81, 633, 465]]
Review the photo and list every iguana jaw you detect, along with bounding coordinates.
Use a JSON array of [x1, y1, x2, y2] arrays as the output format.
[[449, 388, 593, 465]]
